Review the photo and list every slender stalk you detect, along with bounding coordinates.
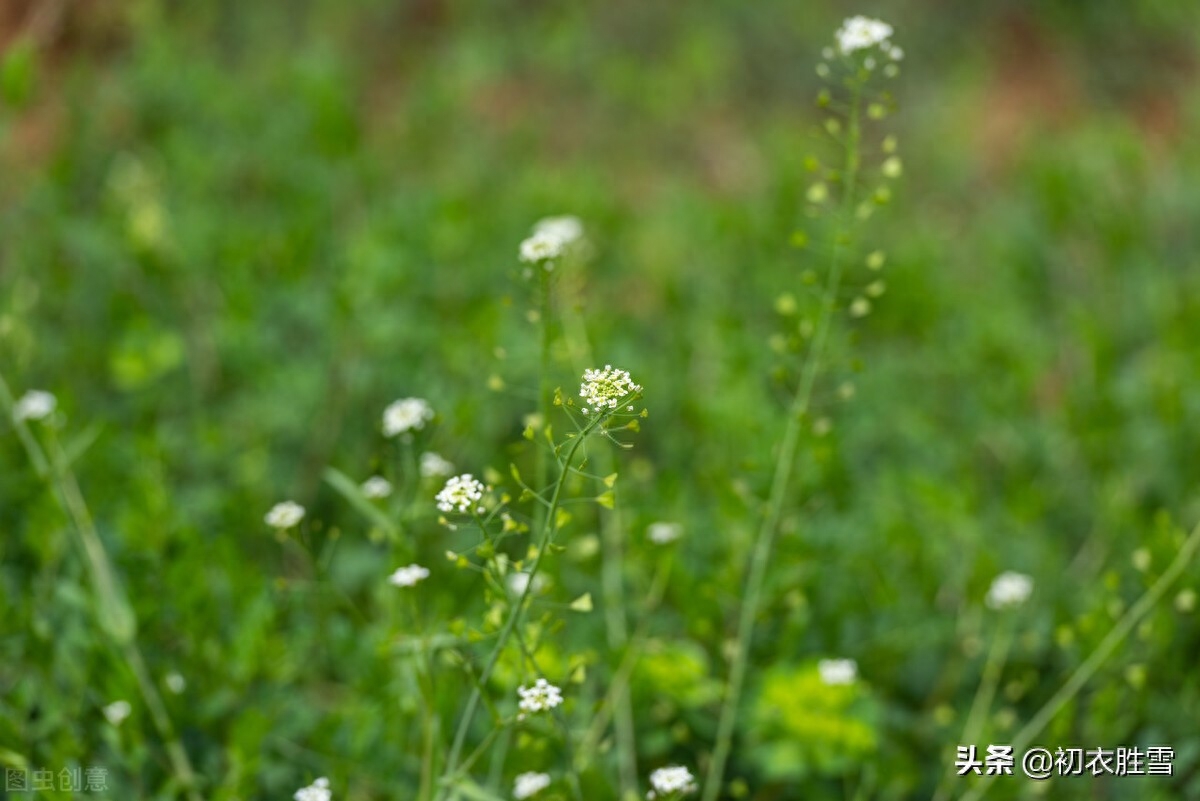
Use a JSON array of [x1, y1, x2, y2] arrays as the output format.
[[561, 295, 639, 796], [930, 617, 1015, 801], [0, 374, 202, 801], [437, 414, 604, 798], [959, 519, 1200, 801], [701, 81, 863, 801]]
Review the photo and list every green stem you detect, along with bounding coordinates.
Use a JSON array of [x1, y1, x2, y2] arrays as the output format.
[[701, 80, 863, 801], [0, 374, 202, 801], [959, 519, 1200, 801]]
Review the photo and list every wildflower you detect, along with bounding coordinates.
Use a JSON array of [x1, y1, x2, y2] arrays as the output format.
[[436, 474, 486, 514], [164, 672, 186, 694], [647, 766, 698, 799], [818, 658, 858, 685], [533, 215, 584, 247], [647, 522, 682, 544], [103, 700, 131, 726], [517, 678, 563, 715], [513, 772, 552, 799], [420, 451, 455, 478], [507, 571, 547, 596], [834, 16, 894, 55], [294, 777, 332, 801], [361, 475, 393, 499], [14, 390, 56, 422], [265, 501, 305, 529], [986, 571, 1033, 609], [579, 365, 642, 415], [389, 564, 431, 588], [383, 398, 434, 437], [519, 230, 565, 265]]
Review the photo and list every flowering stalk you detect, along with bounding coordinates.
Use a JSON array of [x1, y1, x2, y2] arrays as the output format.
[[437, 394, 634, 799], [0, 373, 202, 801], [703, 18, 898, 797]]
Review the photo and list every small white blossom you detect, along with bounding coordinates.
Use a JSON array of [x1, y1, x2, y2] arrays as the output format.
[[103, 700, 131, 726], [389, 564, 431, 588], [507, 571, 547, 597], [420, 451, 455, 478], [361, 476, 393, 499], [265, 501, 305, 529], [818, 658, 858, 686], [164, 672, 186, 694], [517, 678, 563, 714], [436, 474, 486, 514], [533, 215, 584, 247], [14, 390, 56, 422], [834, 15, 894, 55], [986, 571, 1033, 609], [294, 777, 331, 801], [647, 766, 698, 799], [513, 772, 552, 799], [579, 365, 642, 415], [647, 522, 682, 544], [519, 230, 565, 265], [383, 397, 434, 437]]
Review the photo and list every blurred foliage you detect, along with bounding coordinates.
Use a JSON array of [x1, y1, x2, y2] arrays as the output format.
[[2, 1, 1200, 800]]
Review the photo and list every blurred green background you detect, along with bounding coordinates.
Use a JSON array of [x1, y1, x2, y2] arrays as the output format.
[[2, 1, 1199, 799]]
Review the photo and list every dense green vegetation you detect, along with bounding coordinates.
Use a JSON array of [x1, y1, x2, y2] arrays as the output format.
[[2, 3, 1199, 800]]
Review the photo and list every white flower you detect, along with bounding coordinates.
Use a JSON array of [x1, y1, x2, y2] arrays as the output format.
[[265, 501, 305, 529], [533, 215, 584, 247], [579, 365, 642, 415], [14, 390, 56, 422], [818, 658, 858, 686], [361, 476, 393, 499], [507, 571, 547, 597], [164, 672, 186, 694], [834, 15, 894, 55], [519, 230, 565, 264], [294, 777, 331, 801], [420, 451, 455, 478], [513, 772, 552, 799], [383, 397, 434, 437], [436, 474, 486, 514], [647, 522, 682, 544], [388, 564, 430, 588], [103, 700, 131, 726], [517, 678, 563, 714], [647, 766, 697, 799], [986, 571, 1033, 609]]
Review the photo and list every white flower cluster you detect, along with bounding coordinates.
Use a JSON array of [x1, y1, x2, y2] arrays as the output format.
[[383, 397, 434, 437], [818, 658, 858, 686], [14, 390, 56, 422], [388, 564, 430, 588], [361, 475, 393, 499], [835, 16, 898, 57], [647, 522, 682, 544], [517, 678, 563, 715], [294, 777, 331, 801], [579, 365, 642, 415], [507, 571, 546, 597], [986, 571, 1033, 609], [420, 451, 455, 478], [519, 214, 585, 267], [436, 474, 486, 514], [513, 772, 552, 799], [265, 501, 305, 529], [647, 766, 697, 799]]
